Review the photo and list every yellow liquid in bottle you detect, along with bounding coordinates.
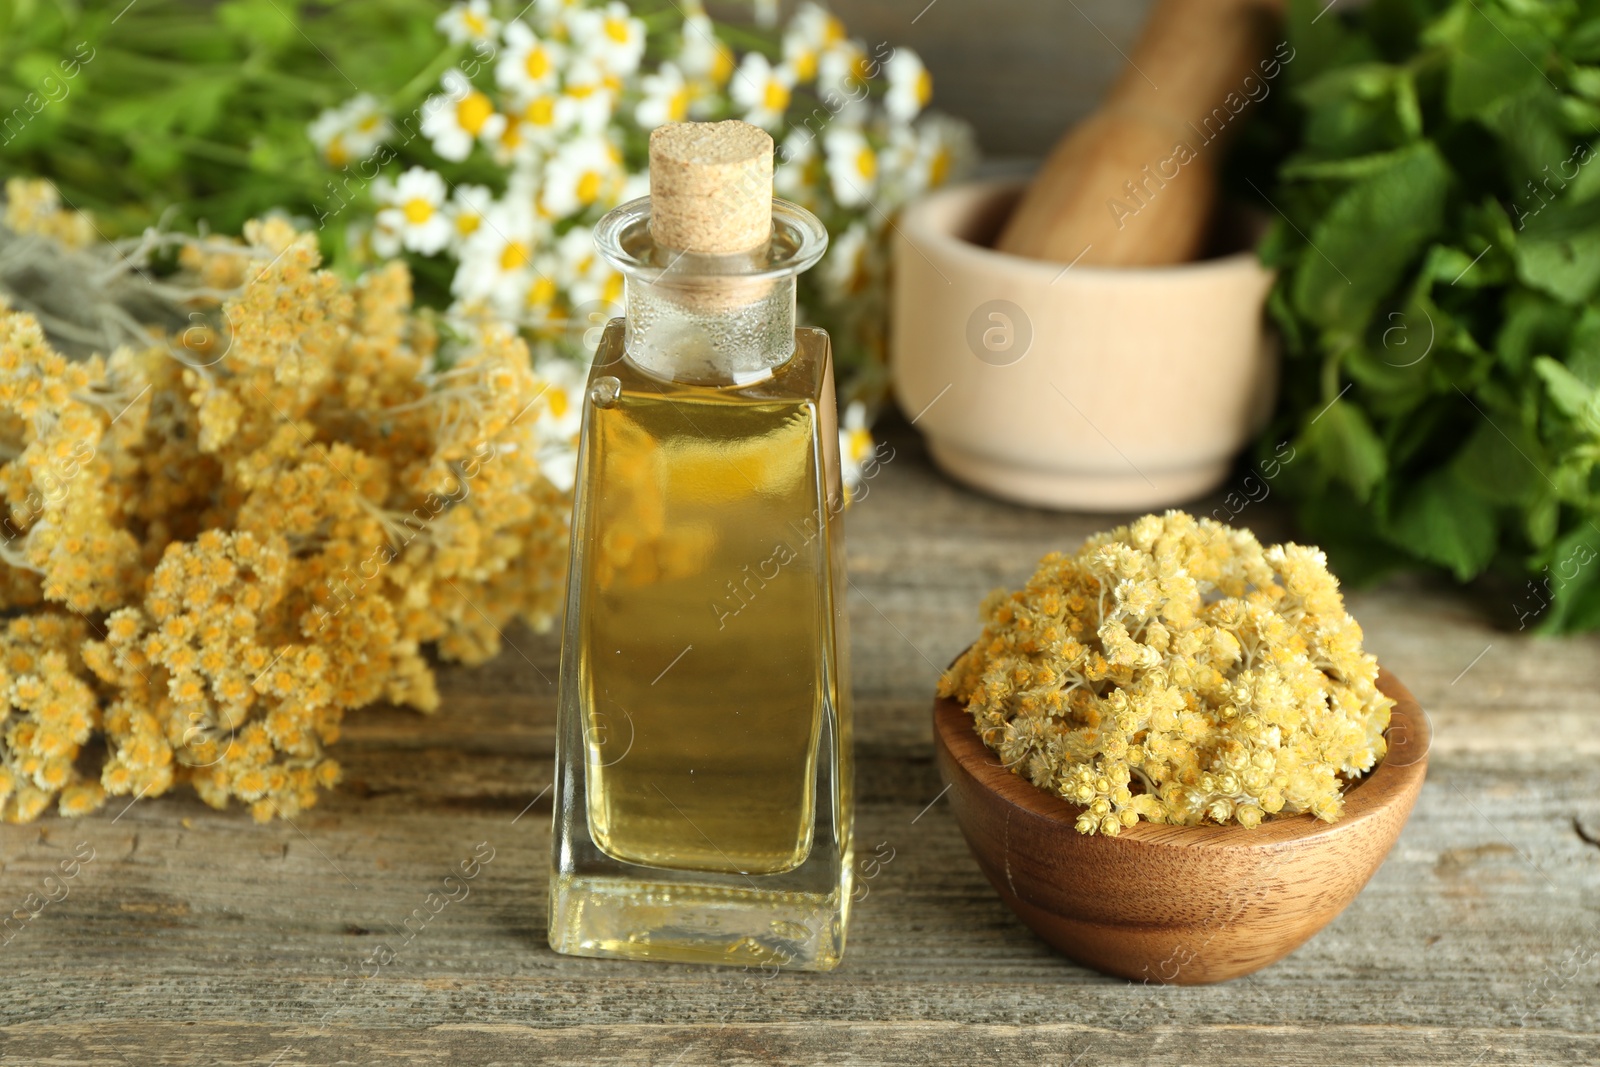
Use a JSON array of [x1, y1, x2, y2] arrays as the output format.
[[576, 351, 835, 875]]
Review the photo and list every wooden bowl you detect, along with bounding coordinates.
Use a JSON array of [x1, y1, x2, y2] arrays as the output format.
[[933, 668, 1429, 984]]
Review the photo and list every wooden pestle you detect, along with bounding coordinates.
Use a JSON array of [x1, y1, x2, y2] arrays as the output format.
[[995, 0, 1285, 267]]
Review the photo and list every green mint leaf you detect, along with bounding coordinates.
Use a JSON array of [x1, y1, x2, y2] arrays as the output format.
[[1496, 291, 1578, 374], [1301, 399, 1389, 501], [1572, 65, 1600, 100], [1290, 142, 1450, 334], [1534, 354, 1599, 421], [1281, 146, 1420, 181], [1525, 490, 1561, 547], [1446, 1, 1553, 118], [1516, 229, 1600, 302], [1534, 526, 1600, 631], [1570, 307, 1600, 384], [1564, 18, 1600, 62], [1453, 421, 1541, 505], [1384, 468, 1498, 580]]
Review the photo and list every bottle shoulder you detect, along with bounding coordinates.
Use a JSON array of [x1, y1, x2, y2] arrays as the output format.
[[591, 322, 831, 404]]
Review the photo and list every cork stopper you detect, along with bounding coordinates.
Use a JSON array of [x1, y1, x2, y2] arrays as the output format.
[[649, 121, 774, 254]]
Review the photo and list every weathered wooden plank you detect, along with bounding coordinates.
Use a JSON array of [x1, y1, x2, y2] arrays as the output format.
[[3, 747, 1595, 1024], [4, 1021, 1598, 1067], [0, 423, 1595, 1064]]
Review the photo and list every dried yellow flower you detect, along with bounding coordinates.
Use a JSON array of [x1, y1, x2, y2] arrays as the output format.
[[939, 511, 1393, 835], [0, 208, 570, 822], [2, 179, 95, 250]]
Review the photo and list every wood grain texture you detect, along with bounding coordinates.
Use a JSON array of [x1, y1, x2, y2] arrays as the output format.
[[0, 421, 1596, 1065], [935, 669, 1428, 983]]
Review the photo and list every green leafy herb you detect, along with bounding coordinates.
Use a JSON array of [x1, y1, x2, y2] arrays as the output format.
[[0, 0, 447, 238], [1261, 0, 1600, 631]]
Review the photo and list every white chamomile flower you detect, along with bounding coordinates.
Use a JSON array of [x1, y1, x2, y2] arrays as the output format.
[[884, 47, 933, 123], [876, 122, 924, 206], [914, 113, 975, 192], [498, 20, 565, 99], [820, 220, 871, 297], [369, 210, 403, 259], [774, 130, 820, 204], [529, 356, 589, 491], [436, 0, 499, 46], [782, 2, 846, 83], [838, 400, 874, 498], [635, 62, 690, 129], [533, 356, 588, 441], [520, 250, 563, 325], [447, 184, 494, 253], [677, 13, 735, 90], [533, 0, 583, 29], [730, 52, 796, 130], [489, 109, 549, 168], [308, 94, 389, 168], [562, 58, 621, 133], [374, 167, 453, 256], [823, 126, 878, 207], [569, 2, 647, 77], [817, 40, 862, 90], [817, 40, 873, 124], [557, 226, 625, 313], [453, 200, 549, 316], [516, 93, 581, 150], [540, 135, 623, 218], [620, 169, 650, 204], [421, 69, 506, 163]]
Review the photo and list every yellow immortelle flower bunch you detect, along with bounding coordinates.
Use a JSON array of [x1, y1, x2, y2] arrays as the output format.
[[939, 511, 1393, 835], [0, 201, 569, 823], [2, 179, 95, 250]]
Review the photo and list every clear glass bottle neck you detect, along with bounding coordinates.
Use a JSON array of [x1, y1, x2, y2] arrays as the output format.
[[593, 197, 828, 387]]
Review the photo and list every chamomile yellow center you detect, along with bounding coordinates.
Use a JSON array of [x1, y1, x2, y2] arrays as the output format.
[[763, 78, 790, 112], [575, 170, 602, 204], [855, 147, 877, 182], [457, 92, 494, 135], [525, 97, 556, 126], [847, 428, 872, 464], [527, 276, 557, 306], [402, 198, 434, 225], [500, 241, 530, 271]]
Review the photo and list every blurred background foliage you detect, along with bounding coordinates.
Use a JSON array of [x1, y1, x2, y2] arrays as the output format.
[[0, 0, 450, 237]]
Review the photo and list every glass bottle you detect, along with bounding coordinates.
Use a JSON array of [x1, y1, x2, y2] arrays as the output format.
[[549, 122, 853, 971]]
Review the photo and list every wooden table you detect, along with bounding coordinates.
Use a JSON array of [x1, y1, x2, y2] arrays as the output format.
[[4, 422, 1597, 1066]]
